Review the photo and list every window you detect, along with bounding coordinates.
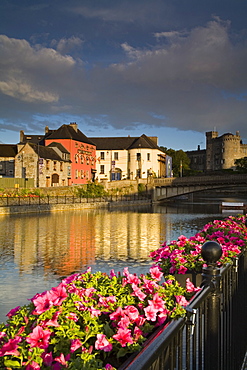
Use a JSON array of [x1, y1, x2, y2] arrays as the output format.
[[137, 153, 141, 161], [60, 162, 63, 171], [53, 161, 57, 171], [114, 152, 119, 160], [75, 169, 78, 179], [86, 157, 90, 165], [100, 165, 105, 174], [136, 169, 141, 178], [128, 153, 130, 162], [100, 152, 105, 160], [147, 153, 150, 161], [80, 155, 84, 164], [81, 170, 84, 178], [46, 160, 50, 170]]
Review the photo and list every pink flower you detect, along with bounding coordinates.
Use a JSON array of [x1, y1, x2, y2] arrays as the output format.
[[6, 306, 20, 318], [186, 278, 201, 293], [95, 334, 113, 352], [54, 353, 70, 366], [148, 293, 165, 311], [175, 295, 189, 307], [49, 283, 68, 306], [109, 269, 116, 278], [66, 312, 78, 321], [113, 328, 133, 347], [44, 311, 61, 327], [144, 305, 158, 321], [89, 307, 101, 317], [105, 364, 115, 369], [0, 337, 21, 357], [156, 309, 168, 326], [177, 265, 188, 274], [26, 325, 51, 349], [41, 351, 53, 366], [62, 273, 79, 284], [133, 326, 143, 340], [124, 305, 139, 321], [71, 339, 83, 352], [131, 284, 147, 300], [109, 307, 125, 321], [26, 361, 40, 370], [117, 315, 130, 329], [149, 266, 163, 281], [32, 291, 53, 314]]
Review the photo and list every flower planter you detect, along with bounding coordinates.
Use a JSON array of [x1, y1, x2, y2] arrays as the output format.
[[174, 272, 202, 288]]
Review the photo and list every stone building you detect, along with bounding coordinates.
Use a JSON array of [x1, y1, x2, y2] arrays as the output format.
[[15, 142, 71, 187], [187, 131, 247, 172], [0, 145, 17, 177]]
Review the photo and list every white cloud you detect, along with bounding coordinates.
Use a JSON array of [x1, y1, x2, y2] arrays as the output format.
[[0, 35, 76, 104], [53, 36, 84, 55]]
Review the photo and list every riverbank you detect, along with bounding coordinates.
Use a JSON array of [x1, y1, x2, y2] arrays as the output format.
[[0, 198, 152, 215]]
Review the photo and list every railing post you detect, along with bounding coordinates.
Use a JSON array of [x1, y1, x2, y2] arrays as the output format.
[[201, 241, 223, 370]]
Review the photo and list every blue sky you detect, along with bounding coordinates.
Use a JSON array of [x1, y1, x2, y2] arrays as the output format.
[[0, 0, 247, 150]]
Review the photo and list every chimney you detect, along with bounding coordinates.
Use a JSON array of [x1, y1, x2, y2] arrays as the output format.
[[45, 126, 49, 134], [198, 145, 200, 151], [20, 130, 24, 143], [70, 122, 78, 132]]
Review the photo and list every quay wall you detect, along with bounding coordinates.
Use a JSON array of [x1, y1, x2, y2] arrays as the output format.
[[0, 199, 152, 216]]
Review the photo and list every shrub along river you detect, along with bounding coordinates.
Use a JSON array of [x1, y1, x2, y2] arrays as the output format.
[[0, 192, 246, 323]]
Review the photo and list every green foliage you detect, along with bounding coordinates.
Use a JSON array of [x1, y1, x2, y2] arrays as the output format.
[[160, 147, 191, 177], [138, 183, 146, 193], [234, 157, 247, 172], [76, 183, 107, 198], [0, 268, 195, 370]]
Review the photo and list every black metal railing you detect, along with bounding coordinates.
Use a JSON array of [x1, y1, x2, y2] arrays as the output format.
[[0, 193, 152, 207], [121, 241, 247, 370]]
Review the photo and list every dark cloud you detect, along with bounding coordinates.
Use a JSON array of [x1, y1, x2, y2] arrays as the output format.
[[0, 1, 247, 145]]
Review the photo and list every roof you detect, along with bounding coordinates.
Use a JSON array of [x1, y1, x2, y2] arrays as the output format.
[[90, 134, 160, 150], [46, 124, 96, 146], [26, 143, 70, 161], [47, 142, 70, 154], [0, 144, 18, 157]]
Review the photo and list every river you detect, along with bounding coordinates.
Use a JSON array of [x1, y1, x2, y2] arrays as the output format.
[[0, 193, 246, 324]]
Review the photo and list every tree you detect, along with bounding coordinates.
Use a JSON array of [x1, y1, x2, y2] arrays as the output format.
[[160, 146, 191, 177], [234, 157, 247, 172]]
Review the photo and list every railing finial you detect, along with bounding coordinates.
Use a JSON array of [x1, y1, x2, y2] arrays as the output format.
[[201, 241, 222, 291], [201, 241, 222, 266]]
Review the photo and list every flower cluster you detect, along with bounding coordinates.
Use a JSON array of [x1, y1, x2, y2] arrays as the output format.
[[0, 267, 197, 370], [150, 214, 247, 275]]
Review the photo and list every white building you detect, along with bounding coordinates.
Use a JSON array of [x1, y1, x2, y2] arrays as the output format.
[[90, 134, 171, 181]]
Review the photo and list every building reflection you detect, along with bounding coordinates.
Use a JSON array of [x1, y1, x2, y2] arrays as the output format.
[[1, 209, 173, 278]]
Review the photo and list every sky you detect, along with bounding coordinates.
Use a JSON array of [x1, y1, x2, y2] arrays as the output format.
[[0, 0, 247, 150]]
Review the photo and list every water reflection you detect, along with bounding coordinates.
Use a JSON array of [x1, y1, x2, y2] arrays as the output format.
[[0, 202, 238, 323]]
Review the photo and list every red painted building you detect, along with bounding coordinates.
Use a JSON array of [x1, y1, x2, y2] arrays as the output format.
[[45, 123, 96, 185]]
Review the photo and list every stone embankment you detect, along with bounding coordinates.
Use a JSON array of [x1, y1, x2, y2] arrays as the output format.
[[0, 198, 152, 215]]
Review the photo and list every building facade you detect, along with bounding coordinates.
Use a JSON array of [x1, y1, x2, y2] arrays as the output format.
[[0, 145, 17, 178], [90, 134, 171, 181], [19, 123, 97, 186], [15, 142, 71, 187], [187, 131, 247, 172]]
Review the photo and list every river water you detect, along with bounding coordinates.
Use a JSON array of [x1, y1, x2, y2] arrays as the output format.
[[0, 194, 246, 324]]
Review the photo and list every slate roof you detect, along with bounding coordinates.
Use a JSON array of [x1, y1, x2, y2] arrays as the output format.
[[90, 134, 160, 150], [46, 125, 95, 146], [47, 142, 70, 154], [0, 144, 18, 157], [28, 143, 70, 161]]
